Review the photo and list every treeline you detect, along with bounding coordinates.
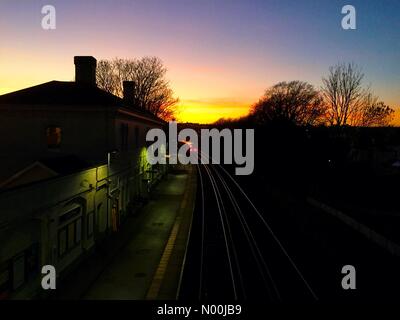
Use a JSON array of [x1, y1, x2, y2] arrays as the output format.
[[215, 62, 395, 128]]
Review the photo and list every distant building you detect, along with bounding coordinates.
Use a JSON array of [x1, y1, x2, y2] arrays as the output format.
[[348, 127, 400, 171], [0, 56, 167, 299]]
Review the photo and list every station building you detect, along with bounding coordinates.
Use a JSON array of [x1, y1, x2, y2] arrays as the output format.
[[0, 56, 167, 299]]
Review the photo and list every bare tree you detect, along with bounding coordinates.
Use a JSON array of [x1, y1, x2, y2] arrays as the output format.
[[321, 63, 366, 126], [250, 81, 325, 126], [96, 57, 179, 120], [353, 93, 395, 127], [96, 60, 118, 94], [322, 63, 394, 127]]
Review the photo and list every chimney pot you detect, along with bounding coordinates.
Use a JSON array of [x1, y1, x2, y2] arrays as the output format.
[[74, 56, 97, 86], [123, 81, 135, 106]]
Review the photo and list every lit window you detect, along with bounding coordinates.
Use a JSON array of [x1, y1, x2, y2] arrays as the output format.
[[46, 127, 61, 148]]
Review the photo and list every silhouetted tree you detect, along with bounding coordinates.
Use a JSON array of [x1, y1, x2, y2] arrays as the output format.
[[353, 93, 395, 127], [322, 63, 394, 127], [96, 57, 179, 120], [250, 81, 325, 126], [96, 60, 118, 94], [322, 63, 365, 126]]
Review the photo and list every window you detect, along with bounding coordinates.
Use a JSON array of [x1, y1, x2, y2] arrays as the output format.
[[25, 244, 39, 281], [97, 203, 105, 232], [58, 229, 67, 257], [58, 207, 82, 258], [58, 218, 81, 257], [87, 211, 94, 237], [134, 126, 139, 148], [76, 219, 82, 242], [59, 207, 80, 224], [0, 244, 39, 297], [120, 123, 129, 151], [67, 223, 75, 249], [46, 126, 61, 148], [0, 262, 11, 298], [12, 254, 25, 290]]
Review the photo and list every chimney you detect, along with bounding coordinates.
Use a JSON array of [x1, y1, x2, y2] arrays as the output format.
[[74, 56, 97, 86], [123, 81, 135, 106]]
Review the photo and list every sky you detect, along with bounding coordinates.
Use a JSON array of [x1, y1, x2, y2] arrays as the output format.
[[0, 0, 399, 124]]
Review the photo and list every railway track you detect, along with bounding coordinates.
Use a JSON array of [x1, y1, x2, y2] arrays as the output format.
[[179, 159, 318, 302]]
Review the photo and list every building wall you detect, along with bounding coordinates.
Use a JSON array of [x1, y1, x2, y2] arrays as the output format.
[[0, 165, 111, 298], [0, 154, 167, 299], [0, 103, 167, 299], [0, 104, 114, 170]]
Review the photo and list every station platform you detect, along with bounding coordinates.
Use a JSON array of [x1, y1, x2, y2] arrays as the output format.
[[51, 166, 196, 300]]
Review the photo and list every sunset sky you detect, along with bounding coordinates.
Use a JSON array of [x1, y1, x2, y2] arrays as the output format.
[[0, 0, 399, 124]]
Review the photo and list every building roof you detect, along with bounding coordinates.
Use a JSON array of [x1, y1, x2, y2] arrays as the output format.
[[0, 81, 123, 106], [0, 161, 58, 190], [0, 80, 165, 124], [39, 155, 92, 174], [0, 155, 92, 190]]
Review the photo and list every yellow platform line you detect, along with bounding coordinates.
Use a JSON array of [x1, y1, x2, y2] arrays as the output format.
[[146, 219, 181, 300], [145, 171, 192, 300]]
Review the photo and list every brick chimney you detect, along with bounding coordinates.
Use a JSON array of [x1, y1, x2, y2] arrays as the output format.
[[74, 56, 97, 86], [123, 81, 135, 106]]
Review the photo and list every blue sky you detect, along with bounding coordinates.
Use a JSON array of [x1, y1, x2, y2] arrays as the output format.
[[1, 0, 399, 122]]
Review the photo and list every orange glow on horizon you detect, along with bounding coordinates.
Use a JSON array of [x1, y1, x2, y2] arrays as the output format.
[[176, 99, 251, 124], [0, 2, 399, 126], [0, 52, 398, 126], [0, 81, 253, 124], [1, 81, 399, 126]]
